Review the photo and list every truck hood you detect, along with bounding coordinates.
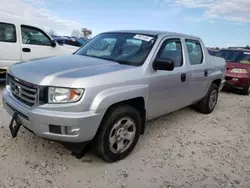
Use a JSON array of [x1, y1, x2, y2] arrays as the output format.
[[226, 61, 250, 70], [9, 55, 134, 86], [61, 44, 79, 53]]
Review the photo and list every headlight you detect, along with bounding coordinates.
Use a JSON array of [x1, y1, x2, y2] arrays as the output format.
[[230, 68, 248, 74], [48, 87, 84, 103]]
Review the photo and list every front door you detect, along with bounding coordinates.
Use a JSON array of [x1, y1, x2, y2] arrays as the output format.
[[0, 22, 21, 69], [148, 38, 190, 119], [20, 25, 62, 61]]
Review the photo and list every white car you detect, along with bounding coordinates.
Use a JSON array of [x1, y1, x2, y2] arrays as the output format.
[[0, 18, 79, 80]]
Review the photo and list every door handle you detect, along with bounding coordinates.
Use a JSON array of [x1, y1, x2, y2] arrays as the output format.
[[22, 48, 31, 52], [181, 73, 186, 82], [204, 70, 208, 77]]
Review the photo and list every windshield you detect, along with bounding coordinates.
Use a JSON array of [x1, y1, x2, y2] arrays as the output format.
[[75, 33, 156, 66], [208, 50, 218, 56], [217, 50, 250, 64]]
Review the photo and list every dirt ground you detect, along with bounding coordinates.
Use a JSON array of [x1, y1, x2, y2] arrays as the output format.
[[0, 83, 249, 188]]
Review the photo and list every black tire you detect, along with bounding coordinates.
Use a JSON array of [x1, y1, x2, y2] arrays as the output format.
[[241, 83, 250, 95], [93, 104, 141, 162], [196, 83, 219, 114]]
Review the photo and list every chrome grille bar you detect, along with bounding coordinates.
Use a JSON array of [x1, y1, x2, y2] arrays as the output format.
[[8, 75, 38, 106]]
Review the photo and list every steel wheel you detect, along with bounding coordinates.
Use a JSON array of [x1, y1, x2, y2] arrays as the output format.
[[94, 104, 142, 162], [109, 117, 136, 154]]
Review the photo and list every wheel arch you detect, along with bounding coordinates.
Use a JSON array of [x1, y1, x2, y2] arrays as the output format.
[[94, 97, 147, 139]]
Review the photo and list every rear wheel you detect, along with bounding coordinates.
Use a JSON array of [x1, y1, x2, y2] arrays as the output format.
[[93, 104, 141, 162], [195, 83, 219, 114], [241, 83, 250, 95]]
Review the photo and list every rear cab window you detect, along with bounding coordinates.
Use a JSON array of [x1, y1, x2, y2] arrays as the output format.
[[0, 22, 16, 43], [185, 39, 203, 65]]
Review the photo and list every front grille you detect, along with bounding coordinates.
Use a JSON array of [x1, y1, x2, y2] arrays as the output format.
[[8, 75, 38, 106]]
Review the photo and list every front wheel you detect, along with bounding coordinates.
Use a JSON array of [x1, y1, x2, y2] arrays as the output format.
[[241, 83, 250, 95], [93, 105, 141, 162], [195, 83, 219, 114]]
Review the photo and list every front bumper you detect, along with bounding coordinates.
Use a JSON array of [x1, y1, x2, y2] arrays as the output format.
[[219, 79, 226, 91], [2, 88, 105, 143], [225, 72, 249, 89]]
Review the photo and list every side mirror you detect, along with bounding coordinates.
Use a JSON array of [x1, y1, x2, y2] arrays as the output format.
[[153, 58, 175, 71], [51, 40, 56, 47]]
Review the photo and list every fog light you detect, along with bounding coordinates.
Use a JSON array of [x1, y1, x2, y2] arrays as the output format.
[[232, 78, 239, 81], [49, 125, 62, 134], [65, 127, 80, 135]]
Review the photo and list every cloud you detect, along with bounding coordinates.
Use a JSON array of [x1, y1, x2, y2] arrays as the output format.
[[209, 20, 216, 24], [0, 0, 84, 35], [173, 0, 216, 8], [205, 0, 250, 22], [166, 0, 250, 22]]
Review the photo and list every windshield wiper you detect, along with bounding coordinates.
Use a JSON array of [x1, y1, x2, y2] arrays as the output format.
[[82, 54, 114, 61], [114, 60, 129, 65], [113, 60, 135, 66], [81, 54, 134, 66]]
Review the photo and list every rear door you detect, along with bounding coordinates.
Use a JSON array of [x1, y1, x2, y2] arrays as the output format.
[[0, 22, 21, 69], [185, 39, 208, 102], [20, 25, 63, 61]]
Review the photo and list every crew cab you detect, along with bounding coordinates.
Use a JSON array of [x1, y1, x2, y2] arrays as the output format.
[[2, 30, 226, 162], [217, 48, 250, 95], [0, 19, 79, 81]]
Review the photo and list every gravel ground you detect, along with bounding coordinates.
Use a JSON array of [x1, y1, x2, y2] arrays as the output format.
[[0, 84, 249, 188]]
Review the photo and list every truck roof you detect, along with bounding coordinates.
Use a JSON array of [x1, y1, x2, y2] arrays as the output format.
[[220, 48, 250, 52], [103, 30, 200, 39], [0, 18, 41, 29]]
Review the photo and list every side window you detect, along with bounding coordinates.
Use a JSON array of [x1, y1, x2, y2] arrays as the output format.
[[156, 39, 183, 67], [21, 26, 52, 46], [185, 40, 203, 65], [86, 38, 116, 56], [0, 23, 16, 43]]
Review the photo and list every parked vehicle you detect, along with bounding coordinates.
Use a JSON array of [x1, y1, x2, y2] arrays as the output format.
[[207, 49, 219, 56], [228, 47, 247, 50], [0, 19, 79, 81], [51, 35, 89, 48], [2, 30, 226, 162], [52, 36, 82, 47], [217, 49, 250, 95], [78, 38, 90, 45]]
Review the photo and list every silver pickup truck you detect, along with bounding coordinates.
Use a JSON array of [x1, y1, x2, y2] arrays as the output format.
[[2, 30, 226, 162]]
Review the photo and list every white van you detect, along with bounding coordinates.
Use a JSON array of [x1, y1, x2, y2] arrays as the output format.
[[0, 19, 79, 79]]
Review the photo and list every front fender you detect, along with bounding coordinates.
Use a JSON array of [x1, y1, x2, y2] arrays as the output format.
[[90, 85, 149, 113]]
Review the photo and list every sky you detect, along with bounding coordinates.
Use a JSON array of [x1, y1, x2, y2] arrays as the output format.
[[1, 0, 250, 47]]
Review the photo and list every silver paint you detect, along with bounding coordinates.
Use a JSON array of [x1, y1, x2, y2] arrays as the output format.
[[3, 30, 226, 143]]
